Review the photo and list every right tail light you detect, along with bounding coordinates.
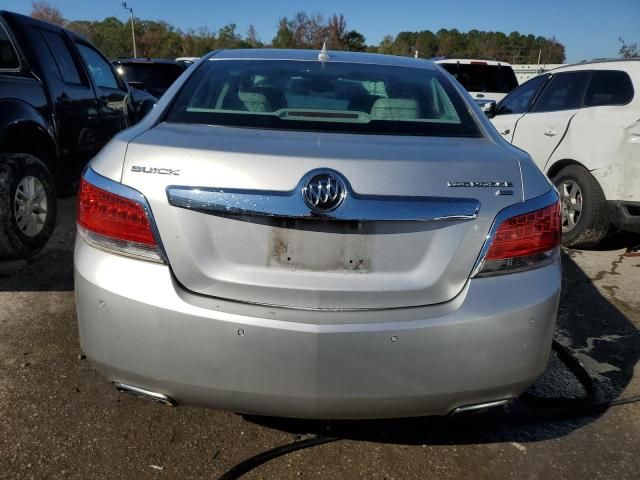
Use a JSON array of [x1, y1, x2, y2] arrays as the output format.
[[474, 200, 561, 276]]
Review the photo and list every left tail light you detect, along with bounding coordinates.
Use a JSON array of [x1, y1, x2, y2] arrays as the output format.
[[77, 169, 165, 263]]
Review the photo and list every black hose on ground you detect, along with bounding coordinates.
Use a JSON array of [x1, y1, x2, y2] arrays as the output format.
[[516, 339, 603, 411], [215, 340, 640, 480], [216, 435, 338, 480]]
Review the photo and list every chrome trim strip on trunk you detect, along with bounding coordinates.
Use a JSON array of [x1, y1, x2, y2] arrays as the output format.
[[166, 169, 480, 222]]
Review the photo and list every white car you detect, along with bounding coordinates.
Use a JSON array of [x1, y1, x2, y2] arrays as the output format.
[[490, 60, 640, 247], [436, 59, 519, 104]]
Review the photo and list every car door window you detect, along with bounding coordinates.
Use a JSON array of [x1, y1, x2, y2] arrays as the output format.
[[76, 43, 119, 90], [584, 70, 634, 106], [30, 29, 64, 83], [39, 29, 83, 85], [531, 72, 590, 113], [495, 75, 548, 115], [0, 23, 20, 70]]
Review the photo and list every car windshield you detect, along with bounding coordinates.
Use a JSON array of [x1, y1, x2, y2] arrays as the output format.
[[440, 63, 518, 93], [116, 63, 184, 96], [165, 59, 481, 137]]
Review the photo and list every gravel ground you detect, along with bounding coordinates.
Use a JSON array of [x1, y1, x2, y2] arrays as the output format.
[[1, 197, 639, 479]]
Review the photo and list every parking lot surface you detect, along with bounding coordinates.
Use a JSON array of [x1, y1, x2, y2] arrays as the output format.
[[1, 198, 639, 479]]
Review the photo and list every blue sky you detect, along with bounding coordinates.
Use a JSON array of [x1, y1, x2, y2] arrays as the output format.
[[5, 0, 639, 63]]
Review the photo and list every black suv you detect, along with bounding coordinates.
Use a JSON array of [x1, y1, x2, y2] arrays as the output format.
[[113, 58, 187, 98], [0, 11, 154, 258]]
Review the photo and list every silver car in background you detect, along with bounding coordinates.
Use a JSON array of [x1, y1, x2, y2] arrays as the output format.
[[75, 49, 561, 419]]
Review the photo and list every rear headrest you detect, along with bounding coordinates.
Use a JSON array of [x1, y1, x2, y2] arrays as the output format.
[[370, 98, 420, 120], [238, 87, 286, 112], [237, 91, 272, 112]]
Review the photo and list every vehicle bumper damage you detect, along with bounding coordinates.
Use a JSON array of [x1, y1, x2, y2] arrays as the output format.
[[75, 239, 561, 419]]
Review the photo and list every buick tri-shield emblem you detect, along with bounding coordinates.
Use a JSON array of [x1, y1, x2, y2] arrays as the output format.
[[302, 171, 347, 213]]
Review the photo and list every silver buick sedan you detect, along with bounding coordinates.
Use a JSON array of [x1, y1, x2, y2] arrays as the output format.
[[75, 49, 561, 419]]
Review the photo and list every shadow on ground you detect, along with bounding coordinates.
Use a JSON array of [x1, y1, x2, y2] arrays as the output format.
[[590, 230, 640, 252], [0, 197, 76, 292]]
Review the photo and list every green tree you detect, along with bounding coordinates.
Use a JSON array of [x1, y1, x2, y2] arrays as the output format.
[[382, 28, 565, 63], [272, 18, 296, 48], [393, 31, 416, 56], [344, 30, 366, 52], [378, 35, 395, 55], [246, 25, 262, 48], [326, 14, 347, 49], [33, 5, 567, 63], [216, 23, 242, 49], [415, 30, 437, 58], [91, 17, 129, 58]]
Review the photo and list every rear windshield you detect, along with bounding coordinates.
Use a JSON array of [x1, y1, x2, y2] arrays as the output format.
[[165, 59, 481, 137], [440, 63, 518, 94], [116, 63, 184, 96]]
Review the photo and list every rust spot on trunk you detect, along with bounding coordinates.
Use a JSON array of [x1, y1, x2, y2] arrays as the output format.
[[268, 227, 371, 272]]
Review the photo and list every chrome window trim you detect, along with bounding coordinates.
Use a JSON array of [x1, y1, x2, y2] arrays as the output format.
[[166, 169, 480, 223], [0, 22, 22, 73], [206, 57, 436, 69], [470, 188, 560, 278], [81, 167, 169, 263]]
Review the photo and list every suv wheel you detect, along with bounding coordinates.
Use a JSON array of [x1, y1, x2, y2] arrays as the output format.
[[0, 154, 57, 259], [552, 165, 609, 248]]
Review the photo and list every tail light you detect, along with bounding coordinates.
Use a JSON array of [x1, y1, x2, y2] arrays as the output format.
[[474, 197, 561, 277], [77, 169, 165, 263]]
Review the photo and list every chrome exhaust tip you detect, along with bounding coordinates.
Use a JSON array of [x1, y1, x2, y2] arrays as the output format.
[[449, 399, 511, 416], [113, 382, 177, 407]]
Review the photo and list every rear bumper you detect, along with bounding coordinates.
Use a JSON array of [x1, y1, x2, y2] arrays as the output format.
[[75, 238, 561, 419], [608, 201, 640, 234]]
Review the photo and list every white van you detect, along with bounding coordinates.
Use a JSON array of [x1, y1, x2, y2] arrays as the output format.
[[490, 60, 640, 247]]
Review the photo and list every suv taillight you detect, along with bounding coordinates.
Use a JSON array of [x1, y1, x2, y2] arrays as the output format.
[[77, 171, 164, 263], [475, 201, 561, 276]]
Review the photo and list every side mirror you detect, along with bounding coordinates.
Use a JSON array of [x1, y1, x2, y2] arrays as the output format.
[[482, 101, 497, 118]]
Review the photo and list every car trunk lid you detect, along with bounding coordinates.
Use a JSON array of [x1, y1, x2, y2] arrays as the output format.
[[122, 123, 523, 310]]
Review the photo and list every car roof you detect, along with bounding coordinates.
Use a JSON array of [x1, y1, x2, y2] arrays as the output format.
[[1, 10, 105, 55], [1, 9, 71, 33], [435, 58, 513, 67], [551, 58, 640, 73], [210, 49, 437, 70]]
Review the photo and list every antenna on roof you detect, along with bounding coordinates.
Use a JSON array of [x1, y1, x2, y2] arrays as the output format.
[[318, 42, 330, 63]]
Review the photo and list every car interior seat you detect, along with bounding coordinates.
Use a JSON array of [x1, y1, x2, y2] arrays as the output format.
[[370, 98, 421, 120]]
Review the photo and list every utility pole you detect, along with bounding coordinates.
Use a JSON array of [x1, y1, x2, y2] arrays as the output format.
[[122, 2, 136, 58]]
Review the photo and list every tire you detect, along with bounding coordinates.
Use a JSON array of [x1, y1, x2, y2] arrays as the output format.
[[0, 153, 57, 259], [552, 165, 609, 249]]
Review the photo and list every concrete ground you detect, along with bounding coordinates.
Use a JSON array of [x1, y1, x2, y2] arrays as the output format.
[[1, 197, 639, 480]]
